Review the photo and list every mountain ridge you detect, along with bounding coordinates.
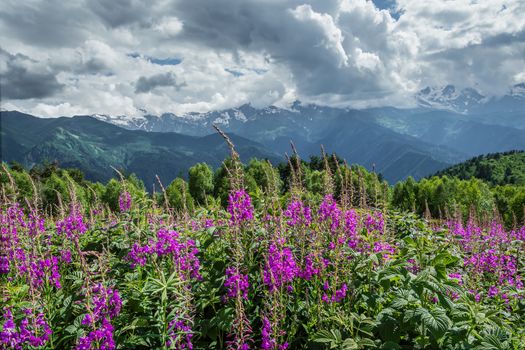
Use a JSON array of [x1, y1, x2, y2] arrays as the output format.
[[0, 111, 282, 189], [2, 91, 525, 185]]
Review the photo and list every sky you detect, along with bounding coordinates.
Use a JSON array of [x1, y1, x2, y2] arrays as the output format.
[[1, 0, 524, 117]]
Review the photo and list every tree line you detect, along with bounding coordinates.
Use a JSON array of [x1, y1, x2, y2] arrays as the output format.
[[2, 152, 524, 227]]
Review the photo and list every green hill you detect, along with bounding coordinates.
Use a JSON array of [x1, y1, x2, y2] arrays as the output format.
[[0, 111, 281, 189], [433, 150, 525, 185]]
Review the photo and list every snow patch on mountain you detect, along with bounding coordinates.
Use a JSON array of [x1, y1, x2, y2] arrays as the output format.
[[416, 85, 487, 114]]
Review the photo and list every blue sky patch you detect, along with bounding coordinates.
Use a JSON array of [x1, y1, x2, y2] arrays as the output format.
[[128, 53, 182, 66], [225, 68, 244, 77], [371, 0, 400, 19]]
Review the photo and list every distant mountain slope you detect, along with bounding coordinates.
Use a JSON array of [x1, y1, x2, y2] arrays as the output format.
[[415, 83, 525, 115], [95, 104, 464, 182], [372, 109, 525, 155], [0, 111, 281, 189], [4, 99, 525, 184], [433, 151, 525, 186], [93, 101, 525, 177]]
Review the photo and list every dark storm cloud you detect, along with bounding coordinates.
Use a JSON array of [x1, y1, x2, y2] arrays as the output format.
[[135, 72, 184, 93], [87, 0, 149, 28], [0, 0, 91, 48], [0, 49, 63, 99]]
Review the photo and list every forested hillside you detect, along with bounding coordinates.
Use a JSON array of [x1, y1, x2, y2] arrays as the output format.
[[433, 151, 525, 185]]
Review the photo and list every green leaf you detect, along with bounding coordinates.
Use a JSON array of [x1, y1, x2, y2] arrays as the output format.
[[415, 307, 451, 340]]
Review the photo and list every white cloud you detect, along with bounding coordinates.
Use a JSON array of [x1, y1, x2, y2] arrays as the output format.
[[154, 16, 184, 37], [1, 0, 524, 117]]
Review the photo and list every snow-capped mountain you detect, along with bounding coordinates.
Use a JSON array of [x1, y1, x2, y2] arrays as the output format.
[[92, 113, 148, 129], [9, 85, 523, 183], [92, 103, 297, 135], [416, 85, 487, 114], [93, 83, 525, 134], [416, 83, 525, 114], [89, 82, 525, 141]]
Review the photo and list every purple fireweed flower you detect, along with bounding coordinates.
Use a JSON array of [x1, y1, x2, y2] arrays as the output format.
[[263, 243, 298, 293], [224, 266, 249, 300], [464, 250, 519, 288], [0, 256, 9, 274], [60, 250, 72, 263], [284, 200, 312, 227], [228, 189, 254, 225], [364, 211, 384, 233], [372, 241, 396, 259], [167, 317, 193, 349], [344, 210, 359, 248], [488, 286, 499, 298], [261, 317, 274, 350], [127, 243, 151, 268], [261, 316, 288, 350], [92, 284, 122, 320], [118, 191, 132, 212], [322, 283, 348, 303], [204, 219, 214, 228], [39, 256, 61, 289], [0, 309, 52, 349], [407, 259, 420, 274], [56, 208, 87, 239], [298, 255, 320, 280], [318, 195, 341, 232], [27, 211, 45, 237], [9, 250, 62, 290], [76, 318, 115, 350], [77, 285, 121, 350], [448, 273, 463, 285], [127, 228, 201, 280]]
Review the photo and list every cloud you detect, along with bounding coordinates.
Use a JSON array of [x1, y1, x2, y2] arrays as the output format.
[[0, 48, 64, 99], [0, 0, 94, 48], [135, 72, 184, 93], [87, 0, 149, 28], [170, 0, 410, 101], [1, 0, 524, 116]]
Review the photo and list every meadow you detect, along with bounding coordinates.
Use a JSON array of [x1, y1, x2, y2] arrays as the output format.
[[1, 143, 524, 349]]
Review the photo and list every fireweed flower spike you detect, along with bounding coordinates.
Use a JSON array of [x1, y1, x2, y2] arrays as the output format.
[[284, 200, 312, 227], [126, 228, 202, 280], [318, 194, 341, 232], [167, 317, 193, 349], [227, 189, 254, 225], [76, 284, 122, 350], [118, 191, 132, 212], [263, 243, 298, 293], [224, 266, 249, 300], [56, 207, 88, 240]]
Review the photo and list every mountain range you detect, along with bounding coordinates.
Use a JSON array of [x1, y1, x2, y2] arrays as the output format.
[[0, 111, 280, 189], [1, 84, 524, 186]]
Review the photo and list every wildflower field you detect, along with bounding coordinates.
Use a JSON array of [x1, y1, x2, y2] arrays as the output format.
[[1, 145, 525, 349]]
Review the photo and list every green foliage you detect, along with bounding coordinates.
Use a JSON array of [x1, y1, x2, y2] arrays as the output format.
[[245, 158, 282, 194], [165, 177, 195, 212], [434, 151, 525, 186], [188, 163, 214, 205], [1, 155, 525, 349]]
